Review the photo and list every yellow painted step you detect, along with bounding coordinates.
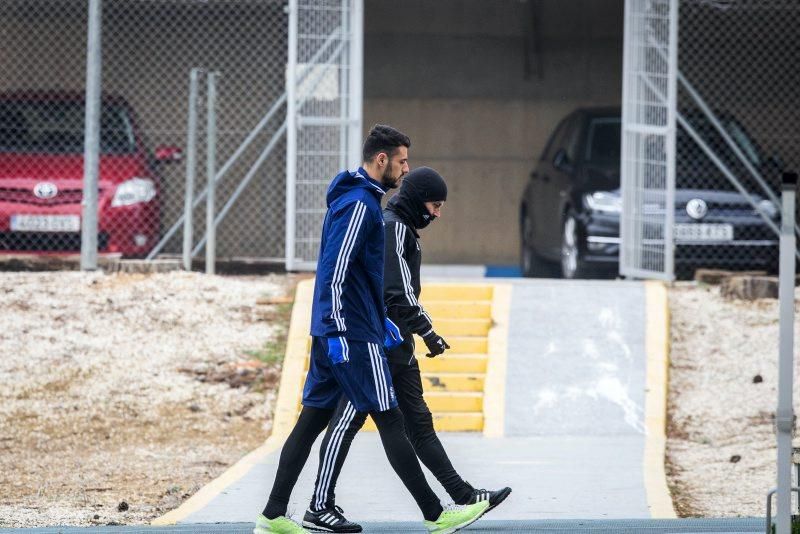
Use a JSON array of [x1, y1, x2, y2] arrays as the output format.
[[435, 318, 492, 337], [414, 335, 487, 354], [421, 372, 485, 392], [302, 351, 489, 373], [362, 412, 484, 432], [306, 333, 489, 354], [417, 354, 488, 373], [420, 300, 492, 319], [421, 285, 494, 301], [300, 372, 486, 393], [432, 412, 484, 431], [425, 391, 483, 412]]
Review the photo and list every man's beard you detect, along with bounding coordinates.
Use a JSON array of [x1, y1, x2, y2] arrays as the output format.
[[381, 165, 402, 189]]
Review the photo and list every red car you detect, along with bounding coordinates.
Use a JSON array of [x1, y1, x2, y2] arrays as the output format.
[[0, 92, 180, 257]]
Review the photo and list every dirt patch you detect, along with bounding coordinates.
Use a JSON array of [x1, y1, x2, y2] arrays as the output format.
[[0, 271, 298, 527], [666, 282, 800, 517]]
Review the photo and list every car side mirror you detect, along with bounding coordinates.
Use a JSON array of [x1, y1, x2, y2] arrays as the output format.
[[766, 153, 784, 170], [154, 145, 183, 163], [553, 148, 572, 171]]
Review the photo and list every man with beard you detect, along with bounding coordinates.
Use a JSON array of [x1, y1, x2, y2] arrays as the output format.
[[301, 167, 512, 534], [254, 127, 491, 534]]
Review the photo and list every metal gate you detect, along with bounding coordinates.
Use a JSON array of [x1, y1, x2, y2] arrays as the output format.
[[285, 0, 363, 271], [620, 0, 679, 280]]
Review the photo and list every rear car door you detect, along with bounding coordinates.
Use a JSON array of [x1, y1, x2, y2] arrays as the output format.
[[531, 116, 571, 252], [541, 115, 582, 254]]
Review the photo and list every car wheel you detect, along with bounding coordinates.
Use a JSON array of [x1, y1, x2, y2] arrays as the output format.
[[521, 213, 556, 278], [560, 213, 593, 279]]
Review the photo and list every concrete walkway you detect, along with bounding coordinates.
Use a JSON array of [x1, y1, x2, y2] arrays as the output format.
[[173, 278, 656, 525], [502, 279, 651, 518]]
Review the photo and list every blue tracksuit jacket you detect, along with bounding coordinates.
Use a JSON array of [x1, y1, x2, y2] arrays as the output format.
[[310, 167, 388, 345]]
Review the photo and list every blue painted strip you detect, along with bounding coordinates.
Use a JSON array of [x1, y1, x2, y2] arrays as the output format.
[[485, 264, 522, 277]]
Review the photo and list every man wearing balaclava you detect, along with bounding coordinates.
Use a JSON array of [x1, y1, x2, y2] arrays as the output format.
[[306, 168, 512, 532]]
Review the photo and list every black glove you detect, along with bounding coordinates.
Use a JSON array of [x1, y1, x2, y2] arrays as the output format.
[[422, 330, 450, 358]]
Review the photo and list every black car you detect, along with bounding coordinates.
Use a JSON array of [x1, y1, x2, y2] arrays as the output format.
[[519, 107, 781, 279]]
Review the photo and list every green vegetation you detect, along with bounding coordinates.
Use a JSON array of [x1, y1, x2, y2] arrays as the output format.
[[247, 302, 293, 367]]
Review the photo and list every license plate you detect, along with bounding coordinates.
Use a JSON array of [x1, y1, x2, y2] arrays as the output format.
[[10, 214, 81, 233], [674, 223, 733, 242]]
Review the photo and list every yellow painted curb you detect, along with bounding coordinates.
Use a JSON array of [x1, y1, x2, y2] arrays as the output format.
[[483, 283, 512, 438], [643, 281, 677, 518], [151, 279, 315, 525], [271, 279, 314, 437]]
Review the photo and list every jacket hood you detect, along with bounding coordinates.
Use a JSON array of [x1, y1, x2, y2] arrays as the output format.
[[386, 167, 447, 232], [387, 181, 430, 232], [326, 167, 387, 207]]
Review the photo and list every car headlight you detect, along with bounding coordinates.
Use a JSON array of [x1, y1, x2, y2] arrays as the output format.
[[756, 199, 778, 219], [583, 191, 622, 214], [111, 178, 156, 207]]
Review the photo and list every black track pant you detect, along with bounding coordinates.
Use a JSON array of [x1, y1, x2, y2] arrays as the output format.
[[262, 403, 443, 521], [309, 358, 471, 513]]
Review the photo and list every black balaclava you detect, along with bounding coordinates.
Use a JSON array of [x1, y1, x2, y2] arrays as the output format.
[[387, 167, 448, 231]]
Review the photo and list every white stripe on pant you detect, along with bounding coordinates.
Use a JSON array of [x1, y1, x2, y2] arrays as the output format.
[[368, 343, 389, 411], [313, 401, 357, 510]]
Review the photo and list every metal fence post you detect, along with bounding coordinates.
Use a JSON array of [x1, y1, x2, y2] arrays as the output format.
[[339, 0, 350, 172], [775, 171, 798, 534], [182, 68, 201, 271], [285, 0, 298, 272], [347, 0, 363, 168], [205, 71, 217, 275], [80, 0, 102, 271]]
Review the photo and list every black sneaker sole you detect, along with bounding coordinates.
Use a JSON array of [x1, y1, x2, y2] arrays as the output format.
[[301, 520, 362, 533], [487, 487, 512, 513]]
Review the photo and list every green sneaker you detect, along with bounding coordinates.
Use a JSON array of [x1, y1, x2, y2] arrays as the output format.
[[424, 501, 490, 534], [253, 513, 310, 534]]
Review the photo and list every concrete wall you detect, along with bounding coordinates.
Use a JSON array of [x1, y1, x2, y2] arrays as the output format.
[[363, 0, 624, 264]]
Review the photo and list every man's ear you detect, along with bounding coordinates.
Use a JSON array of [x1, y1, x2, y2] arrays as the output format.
[[377, 152, 387, 167]]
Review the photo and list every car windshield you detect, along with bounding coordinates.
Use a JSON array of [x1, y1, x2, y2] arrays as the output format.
[[0, 100, 136, 155], [679, 116, 762, 166], [585, 117, 621, 163]]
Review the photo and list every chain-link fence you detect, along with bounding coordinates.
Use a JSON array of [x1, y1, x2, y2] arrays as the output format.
[[0, 0, 288, 263], [286, 0, 361, 270], [673, 0, 799, 279], [622, 0, 799, 280]]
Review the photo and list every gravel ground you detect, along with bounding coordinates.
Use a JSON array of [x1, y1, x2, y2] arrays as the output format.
[[0, 271, 292, 528], [666, 282, 800, 517]]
